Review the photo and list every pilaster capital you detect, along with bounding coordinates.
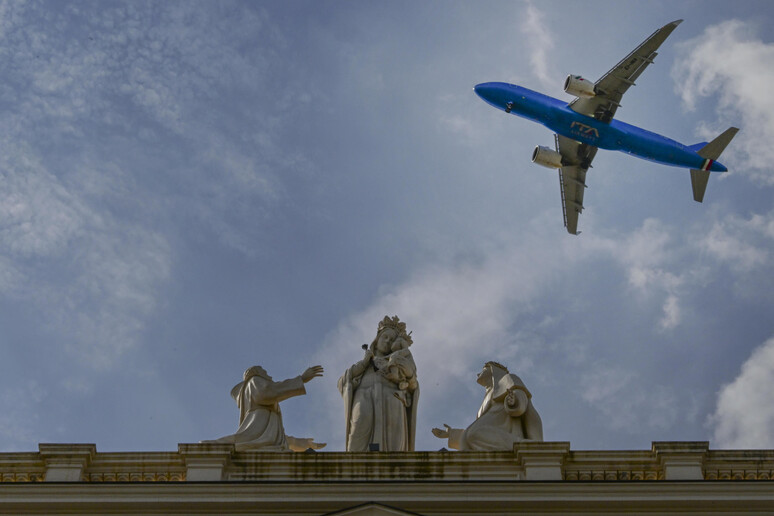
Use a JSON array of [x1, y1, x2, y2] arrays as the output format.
[[39, 443, 96, 482], [515, 441, 571, 480], [652, 441, 709, 480], [178, 443, 235, 481]]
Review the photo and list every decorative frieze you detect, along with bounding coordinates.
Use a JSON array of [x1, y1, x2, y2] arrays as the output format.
[[564, 469, 663, 481], [0, 472, 43, 482], [0, 451, 45, 482], [703, 449, 774, 481], [86, 471, 185, 482]]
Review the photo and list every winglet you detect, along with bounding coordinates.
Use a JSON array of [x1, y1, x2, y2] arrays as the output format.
[[690, 127, 739, 202], [659, 19, 683, 38]]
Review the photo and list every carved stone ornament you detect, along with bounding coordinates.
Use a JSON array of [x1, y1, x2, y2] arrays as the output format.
[[202, 365, 326, 452], [432, 361, 543, 451]]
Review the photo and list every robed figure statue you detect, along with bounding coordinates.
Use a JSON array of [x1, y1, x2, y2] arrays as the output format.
[[432, 361, 543, 451], [339, 316, 419, 451], [204, 365, 326, 452]]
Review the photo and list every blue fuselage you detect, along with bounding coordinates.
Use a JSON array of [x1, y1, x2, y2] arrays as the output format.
[[474, 82, 727, 172]]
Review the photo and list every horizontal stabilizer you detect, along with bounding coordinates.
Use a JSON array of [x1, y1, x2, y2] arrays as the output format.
[[690, 169, 711, 202]]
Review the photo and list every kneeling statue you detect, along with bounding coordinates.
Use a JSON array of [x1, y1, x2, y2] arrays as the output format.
[[432, 361, 543, 451], [204, 365, 326, 452]]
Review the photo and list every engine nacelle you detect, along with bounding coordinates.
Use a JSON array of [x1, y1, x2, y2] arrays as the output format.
[[532, 146, 563, 169], [564, 75, 596, 98]]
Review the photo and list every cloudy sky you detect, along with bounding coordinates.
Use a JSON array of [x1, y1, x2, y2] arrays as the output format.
[[2, 0, 774, 454]]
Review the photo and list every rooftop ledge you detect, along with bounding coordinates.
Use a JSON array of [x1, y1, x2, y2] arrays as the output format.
[[1, 441, 773, 483]]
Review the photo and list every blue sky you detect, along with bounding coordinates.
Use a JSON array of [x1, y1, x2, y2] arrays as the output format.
[[2, 0, 774, 453]]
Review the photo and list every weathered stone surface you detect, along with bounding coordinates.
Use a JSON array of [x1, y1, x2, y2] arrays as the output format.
[[202, 365, 325, 452], [339, 316, 418, 452], [39, 443, 95, 482], [5, 441, 772, 484], [0, 442, 774, 515], [432, 361, 543, 451], [3, 442, 774, 514], [653, 441, 708, 480]]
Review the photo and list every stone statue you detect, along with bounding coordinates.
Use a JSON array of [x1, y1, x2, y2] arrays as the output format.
[[204, 365, 326, 452], [432, 361, 543, 451], [339, 316, 419, 451]]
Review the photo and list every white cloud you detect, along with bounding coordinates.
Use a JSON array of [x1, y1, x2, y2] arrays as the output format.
[[312, 217, 707, 448], [0, 2, 315, 370], [312, 230, 567, 448], [595, 219, 687, 330], [310, 198, 774, 448], [56, 227, 171, 368], [0, 144, 171, 370], [0, 256, 23, 294], [711, 336, 774, 448], [673, 20, 774, 183], [0, 148, 91, 259], [519, 1, 556, 89], [0, 2, 303, 257], [0, 1, 18, 43], [437, 111, 483, 147], [608, 211, 774, 329], [699, 212, 772, 273], [660, 294, 681, 331]]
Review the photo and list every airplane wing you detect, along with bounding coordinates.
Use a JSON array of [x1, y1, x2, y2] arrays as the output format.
[[556, 134, 597, 235], [569, 19, 683, 123]]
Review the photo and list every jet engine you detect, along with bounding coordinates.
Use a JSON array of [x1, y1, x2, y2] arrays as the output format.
[[532, 146, 563, 169], [564, 75, 596, 98]]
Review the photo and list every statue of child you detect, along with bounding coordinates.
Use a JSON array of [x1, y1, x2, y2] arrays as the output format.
[[381, 336, 418, 407]]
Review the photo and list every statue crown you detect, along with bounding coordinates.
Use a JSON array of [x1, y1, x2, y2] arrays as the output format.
[[378, 315, 413, 345]]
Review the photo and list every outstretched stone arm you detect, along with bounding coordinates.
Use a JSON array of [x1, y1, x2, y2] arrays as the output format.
[[253, 366, 324, 406], [253, 376, 306, 405], [287, 436, 326, 452], [431, 424, 465, 450]]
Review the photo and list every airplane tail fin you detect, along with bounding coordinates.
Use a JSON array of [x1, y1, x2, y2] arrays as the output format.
[[690, 127, 739, 202]]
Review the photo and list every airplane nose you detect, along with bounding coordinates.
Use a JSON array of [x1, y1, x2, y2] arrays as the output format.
[[473, 82, 497, 103]]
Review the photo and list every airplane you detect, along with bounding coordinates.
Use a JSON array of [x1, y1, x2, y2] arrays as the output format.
[[473, 19, 739, 235]]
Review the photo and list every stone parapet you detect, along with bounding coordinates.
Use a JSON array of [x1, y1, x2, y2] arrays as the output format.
[[704, 449, 774, 480], [515, 441, 570, 480], [39, 444, 96, 482], [179, 443, 233, 481], [1, 441, 774, 483], [226, 449, 522, 481], [653, 441, 708, 480], [0, 452, 45, 482]]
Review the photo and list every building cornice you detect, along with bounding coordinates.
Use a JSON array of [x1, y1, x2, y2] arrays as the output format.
[[1, 480, 773, 514], [1, 441, 773, 483]]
